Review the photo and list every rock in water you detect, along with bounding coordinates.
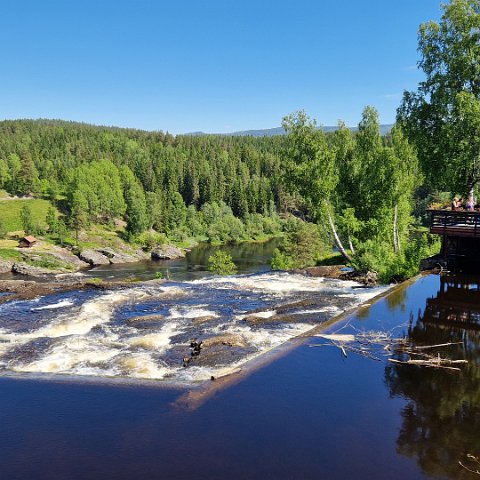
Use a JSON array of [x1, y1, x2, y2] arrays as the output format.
[[79, 249, 111, 266], [151, 245, 185, 260], [0, 258, 13, 274]]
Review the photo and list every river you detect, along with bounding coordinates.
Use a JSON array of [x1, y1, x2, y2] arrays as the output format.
[[0, 243, 479, 479]]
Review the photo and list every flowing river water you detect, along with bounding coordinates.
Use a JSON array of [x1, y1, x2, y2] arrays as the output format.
[[1, 242, 480, 479], [0, 241, 385, 383]]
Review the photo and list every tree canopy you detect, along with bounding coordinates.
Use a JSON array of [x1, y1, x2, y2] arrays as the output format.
[[398, 0, 480, 194]]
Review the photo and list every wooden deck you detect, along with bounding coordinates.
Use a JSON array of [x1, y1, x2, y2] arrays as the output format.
[[428, 209, 480, 238]]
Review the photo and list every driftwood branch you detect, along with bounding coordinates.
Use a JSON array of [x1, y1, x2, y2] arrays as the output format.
[[311, 330, 467, 370], [459, 455, 480, 475]]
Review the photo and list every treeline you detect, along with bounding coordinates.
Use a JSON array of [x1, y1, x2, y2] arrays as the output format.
[[274, 107, 439, 280], [0, 114, 438, 280], [0, 120, 286, 239]]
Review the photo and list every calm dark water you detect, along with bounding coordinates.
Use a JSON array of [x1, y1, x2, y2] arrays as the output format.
[[83, 240, 281, 281], [1, 274, 479, 479]]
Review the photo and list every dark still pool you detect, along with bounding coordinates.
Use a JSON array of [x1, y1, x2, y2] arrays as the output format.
[[1, 273, 480, 480]]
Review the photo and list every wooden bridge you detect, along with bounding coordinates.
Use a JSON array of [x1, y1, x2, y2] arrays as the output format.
[[428, 209, 480, 237], [428, 209, 480, 270]]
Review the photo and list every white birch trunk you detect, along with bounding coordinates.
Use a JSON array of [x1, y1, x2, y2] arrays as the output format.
[[393, 202, 399, 253], [327, 209, 352, 262]]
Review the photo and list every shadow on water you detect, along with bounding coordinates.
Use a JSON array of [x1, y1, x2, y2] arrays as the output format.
[[385, 274, 480, 479]]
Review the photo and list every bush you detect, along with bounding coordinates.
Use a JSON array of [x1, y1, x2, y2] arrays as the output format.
[[136, 231, 168, 250], [351, 233, 441, 283], [207, 251, 237, 275], [271, 219, 326, 269]]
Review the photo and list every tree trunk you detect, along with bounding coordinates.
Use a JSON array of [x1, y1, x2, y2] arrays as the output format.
[[326, 208, 352, 262], [348, 234, 356, 256], [393, 202, 399, 253]]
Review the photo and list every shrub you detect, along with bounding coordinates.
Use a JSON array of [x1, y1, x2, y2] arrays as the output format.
[[271, 219, 326, 269], [207, 251, 237, 275]]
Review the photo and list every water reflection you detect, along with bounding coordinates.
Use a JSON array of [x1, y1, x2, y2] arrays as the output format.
[[83, 239, 281, 282], [385, 274, 480, 479]]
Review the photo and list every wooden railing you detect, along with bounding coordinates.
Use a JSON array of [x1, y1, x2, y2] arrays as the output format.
[[428, 209, 480, 237]]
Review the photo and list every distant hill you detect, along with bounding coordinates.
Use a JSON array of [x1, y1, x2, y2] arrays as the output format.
[[187, 124, 394, 137]]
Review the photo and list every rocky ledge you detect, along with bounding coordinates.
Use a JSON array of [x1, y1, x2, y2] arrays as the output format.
[[292, 265, 378, 285], [151, 245, 186, 260], [79, 247, 149, 266]]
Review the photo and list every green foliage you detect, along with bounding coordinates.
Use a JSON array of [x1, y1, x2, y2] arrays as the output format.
[[25, 254, 73, 271], [121, 165, 148, 234], [136, 231, 168, 250], [351, 233, 441, 283], [0, 248, 22, 261], [154, 271, 163, 279], [271, 218, 326, 270], [46, 206, 58, 233], [20, 205, 34, 235], [207, 251, 238, 275], [0, 218, 7, 239], [398, 0, 480, 194], [0, 198, 52, 232]]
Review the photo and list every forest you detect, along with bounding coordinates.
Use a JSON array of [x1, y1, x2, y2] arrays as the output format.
[[0, 0, 478, 283]]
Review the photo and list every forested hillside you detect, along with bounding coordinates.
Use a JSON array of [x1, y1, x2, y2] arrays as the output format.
[[0, 120, 288, 242], [0, 113, 438, 282]]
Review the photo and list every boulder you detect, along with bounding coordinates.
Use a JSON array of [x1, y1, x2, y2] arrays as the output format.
[[0, 259, 13, 274], [292, 265, 347, 278], [151, 245, 185, 260], [96, 247, 139, 264], [79, 249, 111, 266], [12, 262, 65, 277], [201, 334, 247, 348]]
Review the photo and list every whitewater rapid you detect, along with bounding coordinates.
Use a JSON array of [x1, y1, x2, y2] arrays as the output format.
[[0, 272, 388, 383]]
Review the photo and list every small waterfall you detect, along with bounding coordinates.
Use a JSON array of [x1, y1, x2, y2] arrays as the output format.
[[0, 272, 388, 383]]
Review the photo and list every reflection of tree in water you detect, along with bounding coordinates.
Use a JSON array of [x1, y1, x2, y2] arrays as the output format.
[[385, 276, 480, 479]]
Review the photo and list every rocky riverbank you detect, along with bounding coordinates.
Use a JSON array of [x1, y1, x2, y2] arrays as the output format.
[[0, 242, 186, 278]]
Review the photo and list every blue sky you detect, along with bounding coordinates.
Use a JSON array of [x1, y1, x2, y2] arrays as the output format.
[[0, 0, 441, 134]]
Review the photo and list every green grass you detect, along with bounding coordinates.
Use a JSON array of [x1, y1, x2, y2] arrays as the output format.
[[25, 254, 74, 271], [0, 198, 55, 232], [0, 248, 22, 261]]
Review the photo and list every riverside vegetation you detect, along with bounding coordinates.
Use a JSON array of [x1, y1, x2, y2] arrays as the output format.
[[0, 0, 477, 282]]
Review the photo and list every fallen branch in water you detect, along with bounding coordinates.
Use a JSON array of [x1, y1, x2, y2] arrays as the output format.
[[388, 355, 467, 372], [459, 454, 480, 475], [310, 330, 468, 370]]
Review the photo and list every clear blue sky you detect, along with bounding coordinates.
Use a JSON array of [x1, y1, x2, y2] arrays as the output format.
[[0, 0, 442, 134]]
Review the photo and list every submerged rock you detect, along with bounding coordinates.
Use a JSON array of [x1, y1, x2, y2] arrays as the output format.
[[191, 315, 216, 326], [201, 334, 247, 348]]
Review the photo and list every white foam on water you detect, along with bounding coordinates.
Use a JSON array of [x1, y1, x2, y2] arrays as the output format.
[[31, 299, 75, 311], [235, 310, 276, 320], [34, 289, 148, 339], [294, 306, 341, 315], [13, 335, 121, 374], [128, 322, 180, 351], [191, 272, 364, 295], [115, 353, 171, 379], [167, 305, 219, 320]]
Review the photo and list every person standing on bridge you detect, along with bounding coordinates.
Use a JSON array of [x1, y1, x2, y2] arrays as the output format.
[[452, 196, 462, 211], [466, 195, 476, 211]]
